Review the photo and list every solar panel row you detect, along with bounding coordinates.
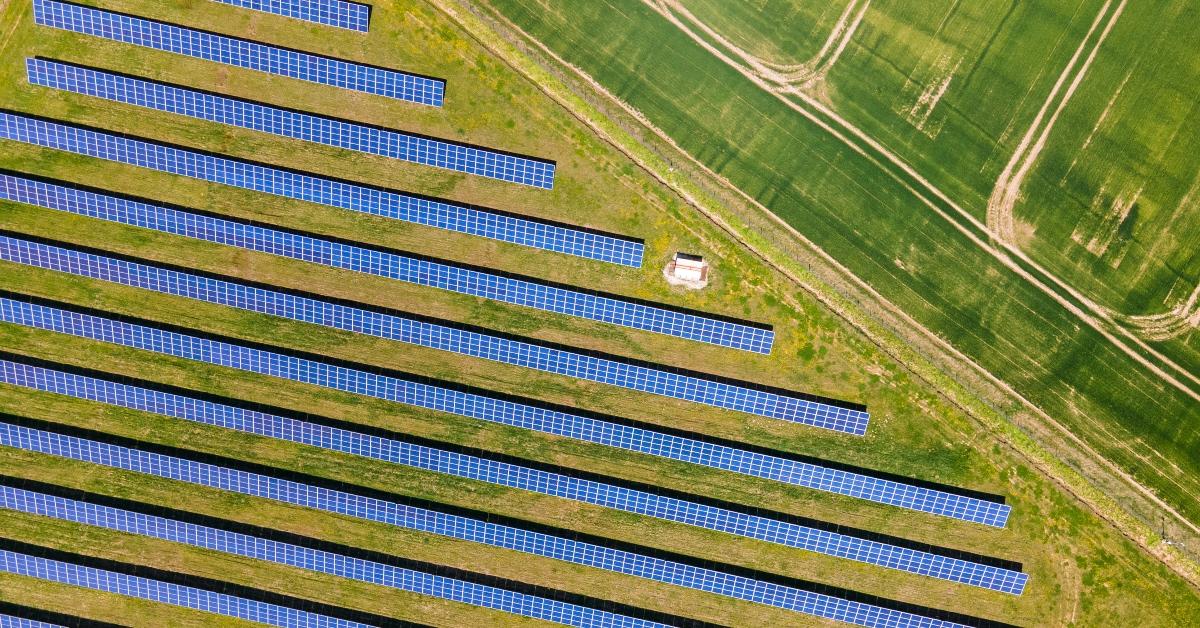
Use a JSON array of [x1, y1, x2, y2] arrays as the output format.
[[32, 0, 440, 105], [0, 353, 1004, 528], [0, 174, 773, 355], [0, 361, 1019, 596], [0, 342, 1024, 594], [211, 0, 371, 32], [0, 549, 368, 628], [2, 480, 974, 624], [0, 236, 835, 427], [0, 113, 643, 268], [28, 59, 554, 188], [1, 486, 668, 628], [0, 614, 59, 628]]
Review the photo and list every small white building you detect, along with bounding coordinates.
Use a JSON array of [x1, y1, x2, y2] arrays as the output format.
[[664, 252, 709, 289]]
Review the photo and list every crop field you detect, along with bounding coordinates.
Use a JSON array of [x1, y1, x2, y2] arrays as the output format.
[[663, 0, 1200, 377], [664, 0, 1200, 384], [481, 0, 1200, 548], [674, 0, 1200, 327], [0, 0, 1198, 626]]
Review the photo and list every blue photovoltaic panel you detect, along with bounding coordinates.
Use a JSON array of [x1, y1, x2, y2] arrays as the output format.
[[0, 615, 59, 628], [1, 484, 974, 628], [211, 0, 371, 32], [0, 487, 663, 628], [0, 353, 1007, 528], [0, 176, 775, 360], [0, 549, 368, 628], [0, 349, 1024, 594], [0, 114, 644, 270], [32, 0, 439, 105], [0, 236, 834, 427], [0, 301, 939, 583], [28, 59, 554, 189], [0, 363, 1019, 594]]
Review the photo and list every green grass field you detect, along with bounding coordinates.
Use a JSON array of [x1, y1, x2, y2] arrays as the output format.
[[675, 0, 1200, 323], [1, 0, 1198, 625]]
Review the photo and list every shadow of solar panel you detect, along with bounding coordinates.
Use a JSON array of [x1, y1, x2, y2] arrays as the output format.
[[0, 175, 777, 357], [0, 443, 996, 627], [0, 354, 1008, 529], [211, 0, 371, 32], [28, 59, 554, 188], [32, 0, 439, 105], [1, 487, 672, 628], [0, 235, 841, 428], [0, 316, 1025, 596], [0, 601, 127, 628], [0, 114, 643, 268], [0, 547, 372, 628]]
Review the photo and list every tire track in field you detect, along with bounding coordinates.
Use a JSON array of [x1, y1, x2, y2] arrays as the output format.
[[644, 0, 1200, 401], [986, 0, 1126, 244], [1118, 282, 1200, 341], [650, 0, 869, 88], [792, 0, 870, 87]]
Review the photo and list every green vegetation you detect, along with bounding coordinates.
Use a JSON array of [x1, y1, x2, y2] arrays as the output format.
[[0, 0, 1197, 625], [678, 0, 1200, 325], [672, 0, 844, 66], [480, 0, 1200, 543]]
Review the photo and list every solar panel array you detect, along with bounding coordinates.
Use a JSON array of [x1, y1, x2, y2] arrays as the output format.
[[0, 614, 59, 628], [0, 236, 836, 427], [0, 482, 971, 628], [0, 486, 665, 628], [0, 357, 1007, 526], [0, 174, 774, 355], [0, 365, 1028, 601], [0, 549, 368, 628], [29, 59, 554, 188], [0, 0, 1027, 624], [211, 0, 371, 32], [0, 113, 642, 268], [32, 0, 441, 105], [0, 319, 1024, 596]]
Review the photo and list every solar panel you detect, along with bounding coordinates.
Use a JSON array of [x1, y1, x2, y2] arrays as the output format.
[[0, 353, 1007, 528], [32, 0, 439, 105], [210, 0, 371, 32], [0, 331, 1024, 595], [0, 175, 773, 355], [0, 235, 837, 428], [0, 486, 666, 628], [28, 59, 554, 188], [0, 114, 643, 268], [0, 549, 368, 628], [0, 615, 60, 628], [0, 482, 973, 628]]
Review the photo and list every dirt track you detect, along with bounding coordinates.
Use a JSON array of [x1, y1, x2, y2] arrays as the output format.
[[986, 0, 1126, 245], [653, 0, 869, 87]]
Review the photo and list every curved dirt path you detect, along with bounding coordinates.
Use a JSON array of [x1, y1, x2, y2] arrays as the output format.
[[987, 0, 1126, 244], [645, 0, 1200, 401], [1118, 283, 1200, 341], [653, 0, 869, 88], [793, 0, 870, 87]]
